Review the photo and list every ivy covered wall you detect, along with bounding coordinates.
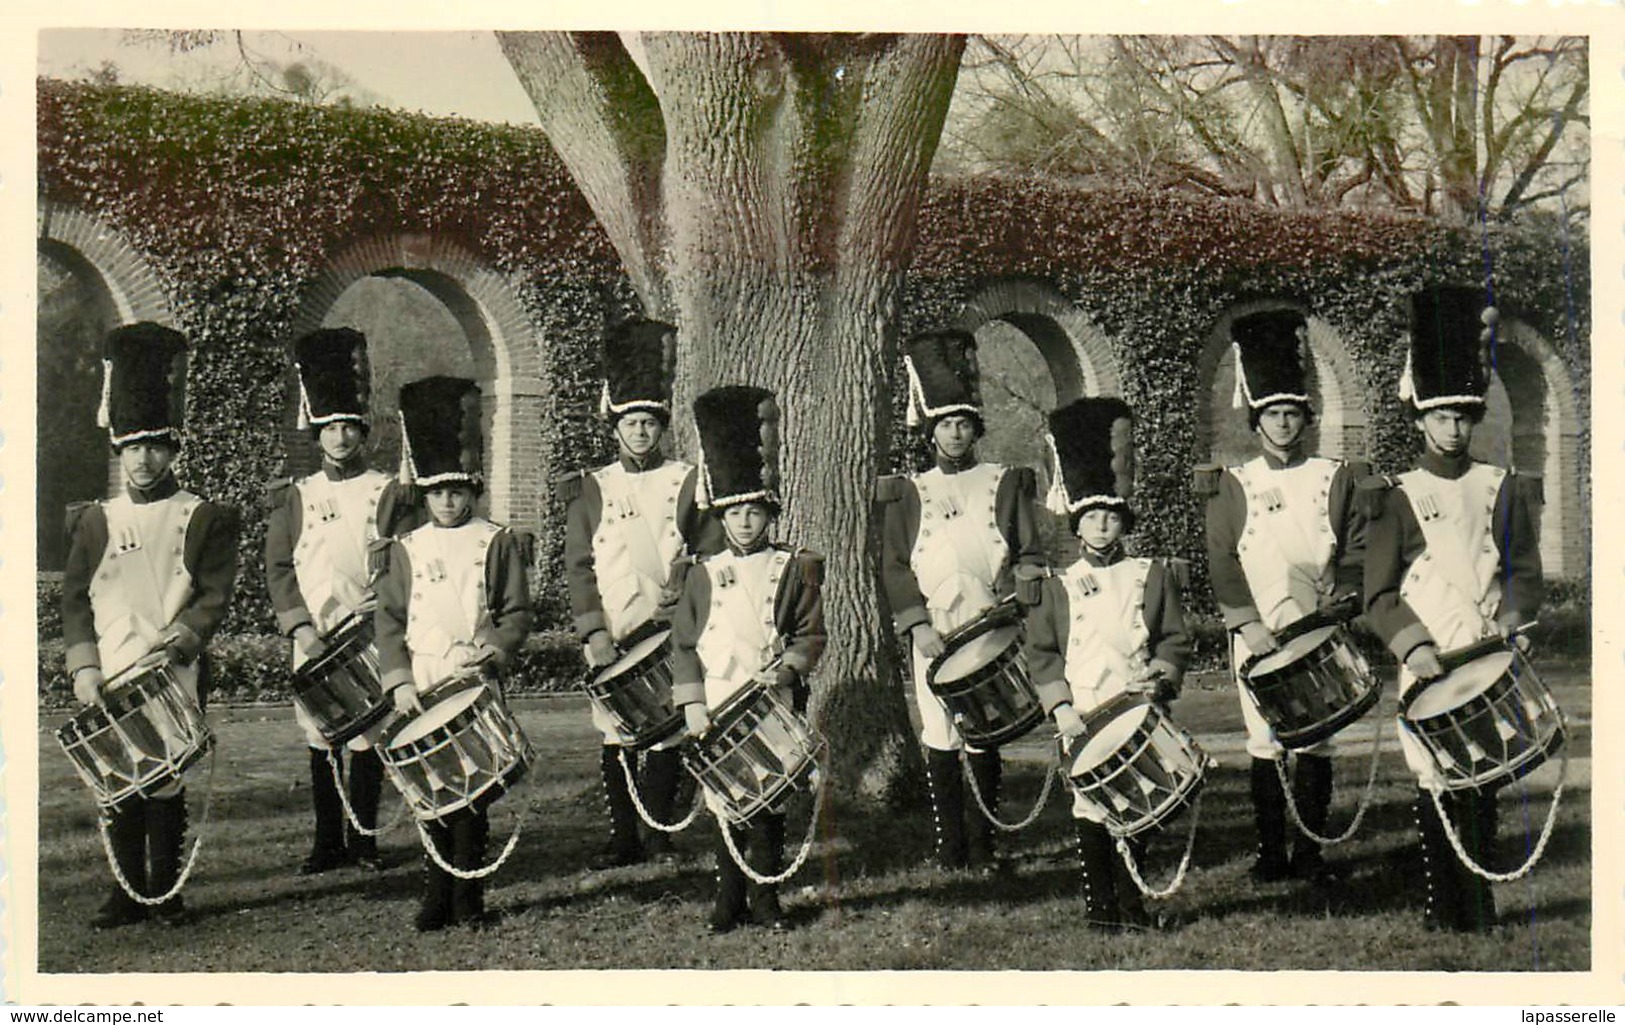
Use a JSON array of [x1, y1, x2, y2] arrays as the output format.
[[38, 80, 1589, 635]]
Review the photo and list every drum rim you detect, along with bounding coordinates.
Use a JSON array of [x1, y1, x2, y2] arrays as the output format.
[[401, 751, 532, 822], [620, 712, 687, 750], [1404, 653, 1527, 724], [956, 703, 1044, 749], [314, 700, 394, 748], [686, 736, 825, 825], [60, 663, 185, 736], [1429, 725, 1565, 792], [378, 672, 490, 750], [592, 629, 673, 685], [1399, 644, 1527, 721], [1069, 698, 1157, 774], [929, 619, 1023, 686], [1244, 624, 1347, 680], [1235, 599, 1359, 675], [292, 616, 375, 679], [63, 721, 214, 809], [1105, 775, 1206, 838], [1271, 680, 1382, 749]]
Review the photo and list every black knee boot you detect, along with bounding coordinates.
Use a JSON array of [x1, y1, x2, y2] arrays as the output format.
[[416, 821, 455, 932], [302, 747, 348, 875], [1076, 820, 1121, 932], [146, 792, 190, 926], [593, 744, 644, 869], [1454, 791, 1498, 934], [451, 809, 490, 927], [709, 820, 749, 933], [1290, 753, 1338, 883], [91, 802, 149, 929], [747, 813, 789, 930], [1416, 789, 1461, 932], [1249, 757, 1291, 882], [925, 748, 967, 870], [641, 747, 682, 862], [346, 747, 385, 871], [966, 750, 1002, 872]]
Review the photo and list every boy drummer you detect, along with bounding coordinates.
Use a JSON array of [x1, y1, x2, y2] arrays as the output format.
[[879, 330, 1044, 872], [563, 318, 721, 869], [671, 386, 826, 933], [374, 376, 535, 931], [1363, 285, 1543, 933], [1197, 309, 1367, 885], [63, 322, 240, 928], [1023, 398, 1191, 931], [265, 328, 421, 876]]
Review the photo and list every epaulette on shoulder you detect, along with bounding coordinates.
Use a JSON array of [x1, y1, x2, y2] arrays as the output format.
[[64, 499, 98, 538], [875, 474, 908, 504], [552, 468, 587, 506], [1191, 463, 1222, 498], [265, 476, 295, 503], [1163, 557, 1192, 592], [1516, 472, 1544, 505], [1343, 459, 1373, 481], [1354, 474, 1393, 521], [508, 527, 538, 565]]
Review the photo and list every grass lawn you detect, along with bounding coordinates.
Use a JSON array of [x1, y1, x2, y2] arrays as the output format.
[[36, 664, 1590, 974]]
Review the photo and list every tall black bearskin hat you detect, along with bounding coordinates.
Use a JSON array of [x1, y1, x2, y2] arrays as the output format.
[[1044, 397, 1136, 532], [1403, 284, 1496, 414], [1231, 309, 1312, 422], [902, 330, 983, 432], [693, 385, 781, 513], [599, 317, 677, 424], [294, 327, 371, 431], [98, 322, 189, 449], [398, 376, 484, 489]]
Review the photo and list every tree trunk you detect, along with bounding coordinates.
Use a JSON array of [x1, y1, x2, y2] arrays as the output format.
[[501, 31, 965, 801]]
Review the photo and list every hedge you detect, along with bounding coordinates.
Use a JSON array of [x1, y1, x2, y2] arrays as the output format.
[[39, 80, 1588, 633]]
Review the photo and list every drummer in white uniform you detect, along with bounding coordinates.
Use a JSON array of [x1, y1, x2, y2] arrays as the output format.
[[63, 323, 240, 928], [1023, 397, 1191, 931], [1363, 285, 1543, 934], [266, 328, 421, 876], [374, 376, 535, 932], [671, 386, 826, 933], [879, 330, 1044, 873], [563, 317, 722, 869], [1197, 309, 1368, 885]]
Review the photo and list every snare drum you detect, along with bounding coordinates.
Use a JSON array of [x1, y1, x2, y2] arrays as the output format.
[[57, 663, 213, 808], [1065, 693, 1210, 838], [291, 615, 391, 747], [927, 610, 1044, 749], [586, 629, 684, 749], [1241, 616, 1380, 749], [378, 676, 533, 822], [1400, 644, 1564, 792], [684, 683, 825, 824]]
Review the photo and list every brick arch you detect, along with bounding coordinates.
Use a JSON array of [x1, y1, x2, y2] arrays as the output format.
[[1491, 320, 1584, 578], [1195, 300, 1370, 464], [290, 234, 546, 532], [37, 201, 176, 503], [955, 278, 1123, 401], [37, 200, 174, 326]]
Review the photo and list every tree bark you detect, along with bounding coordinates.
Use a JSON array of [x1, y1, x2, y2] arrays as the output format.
[[502, 31, 965, 801]]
